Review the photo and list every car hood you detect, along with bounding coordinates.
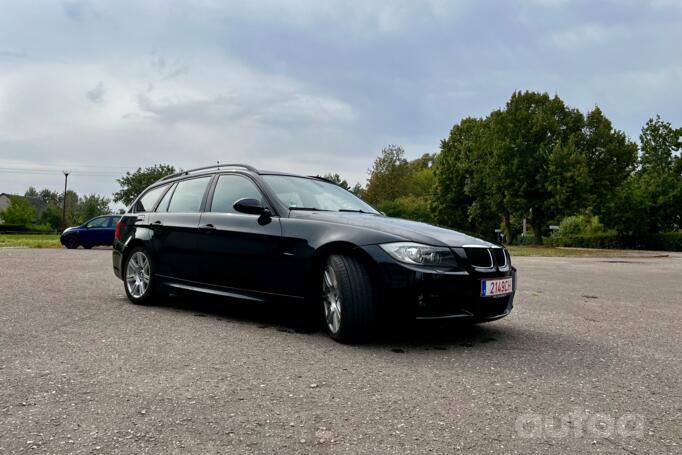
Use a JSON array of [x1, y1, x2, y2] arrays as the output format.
[[289, 211, 497, 247], [61, 225, 84, 235]]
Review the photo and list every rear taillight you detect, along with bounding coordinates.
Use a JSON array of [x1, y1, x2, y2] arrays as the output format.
[[115, 220, 122, 240]]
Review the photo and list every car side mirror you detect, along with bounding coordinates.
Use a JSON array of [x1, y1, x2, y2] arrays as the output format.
[[233, 198, 266, 215]]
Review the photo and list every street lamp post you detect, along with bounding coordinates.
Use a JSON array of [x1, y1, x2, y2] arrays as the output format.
[[62, 170, 70, 231]]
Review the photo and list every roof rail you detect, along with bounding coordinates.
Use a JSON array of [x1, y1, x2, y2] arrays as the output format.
[[157, 164, 258, 183], [309, 175, 336, 185]]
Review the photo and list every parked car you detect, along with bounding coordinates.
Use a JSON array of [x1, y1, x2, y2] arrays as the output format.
[[61, 215, 121, 249], [113, 164, 516, 342]]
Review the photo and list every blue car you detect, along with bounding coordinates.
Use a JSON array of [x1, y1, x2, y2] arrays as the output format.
[[60, 215, 121, 249]]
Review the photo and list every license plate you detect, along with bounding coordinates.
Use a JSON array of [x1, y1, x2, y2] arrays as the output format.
[[481, 277, 513, 297]]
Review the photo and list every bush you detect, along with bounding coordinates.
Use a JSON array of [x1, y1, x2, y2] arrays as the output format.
[[555, 214, 604, 237], [547, 232, 682, 251], [0, 196, 36, 225], [0, 224, 29, 233], [546, 232, 622, 249], [0, 223, 56, 234], [515, 235, 541, 246], [635, 232, 682, 251], [26, 223, 56, 233]]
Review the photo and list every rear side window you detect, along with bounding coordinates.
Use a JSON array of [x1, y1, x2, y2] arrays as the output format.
[[167, 177, 211, 213], [210, 175, 263, 213], [133, 185, 168, 213], [155, 183, 176, 212]]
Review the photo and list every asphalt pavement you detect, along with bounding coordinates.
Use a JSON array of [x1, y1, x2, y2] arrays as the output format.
[[0, 248, 680, 454]]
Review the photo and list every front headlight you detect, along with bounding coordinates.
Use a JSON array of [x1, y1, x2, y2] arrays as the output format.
[[380, 242, 459, 268]]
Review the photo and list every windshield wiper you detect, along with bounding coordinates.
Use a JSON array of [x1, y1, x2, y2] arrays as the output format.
[[338, 209, 373, 214], [288, 207, 331, 211]]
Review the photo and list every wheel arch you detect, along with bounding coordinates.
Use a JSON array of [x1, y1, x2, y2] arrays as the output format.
[[120, 238, 150, 269], [307, 241, 385, 299]]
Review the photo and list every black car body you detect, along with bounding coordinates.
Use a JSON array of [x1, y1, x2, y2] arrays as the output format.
[[61, 215, 121, 249], [113, 164, 516, 342]]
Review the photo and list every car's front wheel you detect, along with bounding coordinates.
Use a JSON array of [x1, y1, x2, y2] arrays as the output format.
[[124, 247, 160, 305], [322, 254, 375, 343], [63, 237, 79, 249]]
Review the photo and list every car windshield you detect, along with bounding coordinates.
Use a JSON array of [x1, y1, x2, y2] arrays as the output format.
[[263, 175, 380, 214]]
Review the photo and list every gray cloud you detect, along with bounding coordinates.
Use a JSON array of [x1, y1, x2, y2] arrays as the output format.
[[62, 0, 98, 22], [0, 50, 28, 59], [0, 0, 681, 197], [85, 81, 105, 103]]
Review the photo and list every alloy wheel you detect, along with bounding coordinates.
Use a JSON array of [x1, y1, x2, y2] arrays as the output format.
[[126, 251, 151, 299], [322, 264, 342, 334]]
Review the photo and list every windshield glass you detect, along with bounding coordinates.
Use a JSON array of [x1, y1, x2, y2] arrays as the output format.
[[263, 175, 379, 214]]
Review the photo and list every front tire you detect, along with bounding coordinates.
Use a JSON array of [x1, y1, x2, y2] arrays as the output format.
[[63, 237, 79, 249], [322, 254, 375, 343], [123, 247, 160, 305]]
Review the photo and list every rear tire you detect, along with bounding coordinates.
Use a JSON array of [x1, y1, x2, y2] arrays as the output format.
[[321, 254, 375, 343], [63, 237, 79, 249], [123, 247, 161, 305]]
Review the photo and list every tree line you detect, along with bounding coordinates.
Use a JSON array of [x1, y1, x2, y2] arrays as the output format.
[[360, 91, 681, 244], [0, 188, 111, 231], [3, 90, 679, 242]]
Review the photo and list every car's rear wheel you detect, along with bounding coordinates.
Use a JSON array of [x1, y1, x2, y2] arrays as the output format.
[[63, 237, 79, 249], [124, 247, 159, 305], [322, 254, 375, 343]]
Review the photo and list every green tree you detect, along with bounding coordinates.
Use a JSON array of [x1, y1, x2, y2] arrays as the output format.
[[364, 145, 409, 205], [432, 117, 488, 233], [350, 182, 364, 197], [605, 116, 682, 235], [545, 138, 591, 218], [78, 194, 112, 222], [489, 91, 584, 243], [28, 188, 64, 230], [403, 154, 436, 197], [639, 115, 681, 173], [24, 187, 39, 198], [581, 107, 638, 212], [113, 164, 176, 206], [319, 173, 351, 191], [39, 205, 63, 230], [63, 190, 80, 227], [38, 188, 60, 206], [1, 196, 36, 225], [433, 92, 586, 242]]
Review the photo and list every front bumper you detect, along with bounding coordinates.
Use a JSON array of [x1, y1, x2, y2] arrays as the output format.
[[361, 245, 516, 320]]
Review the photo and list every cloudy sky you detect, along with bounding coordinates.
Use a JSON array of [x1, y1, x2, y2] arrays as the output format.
[[1, 0, 681, 199]]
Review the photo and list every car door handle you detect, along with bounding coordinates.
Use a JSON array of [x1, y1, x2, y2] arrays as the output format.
[[152, 220, 163, 225], [201, 223, 215, 230]]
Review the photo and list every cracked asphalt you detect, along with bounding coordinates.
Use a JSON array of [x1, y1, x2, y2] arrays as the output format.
[[0, 248, 680, 454]]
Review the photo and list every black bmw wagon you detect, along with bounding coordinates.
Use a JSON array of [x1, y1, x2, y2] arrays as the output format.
[[113, 164, 516, 342]]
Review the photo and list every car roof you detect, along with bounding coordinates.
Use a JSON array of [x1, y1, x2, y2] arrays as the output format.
[[153, 165, 330, 186]]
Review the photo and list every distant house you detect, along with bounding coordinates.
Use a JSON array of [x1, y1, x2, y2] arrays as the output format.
[[0, 193, 47, 217], [0, 193, 10, 212]]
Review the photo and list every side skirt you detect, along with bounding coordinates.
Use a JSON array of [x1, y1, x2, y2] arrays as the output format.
[[156, 275, 305, 304]]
